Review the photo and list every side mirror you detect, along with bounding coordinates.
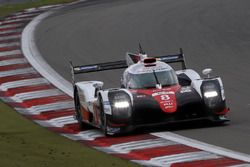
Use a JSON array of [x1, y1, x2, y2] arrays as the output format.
[[202, 68, 213, 78], [93, 82, 103, 89]]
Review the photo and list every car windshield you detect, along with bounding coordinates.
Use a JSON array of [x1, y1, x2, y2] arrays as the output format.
[[128, 70, 178, 89]]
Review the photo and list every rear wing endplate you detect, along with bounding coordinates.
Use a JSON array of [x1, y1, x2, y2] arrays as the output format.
[[156, 48, 186, 70]]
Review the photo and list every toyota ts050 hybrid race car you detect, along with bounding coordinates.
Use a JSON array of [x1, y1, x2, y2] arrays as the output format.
[[70, 46, 229, 135]]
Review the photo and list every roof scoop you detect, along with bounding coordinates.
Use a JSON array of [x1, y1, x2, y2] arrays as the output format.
[[144, 57, 156, 66]]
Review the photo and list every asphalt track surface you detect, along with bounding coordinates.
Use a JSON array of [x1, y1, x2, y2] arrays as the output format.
[[35, 0, 250, 154]]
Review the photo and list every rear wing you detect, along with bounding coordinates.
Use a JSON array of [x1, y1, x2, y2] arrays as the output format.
[[156, 48, 186, 70], [70, 60, 127, 84], [70, 48, 186, 82], [71, 60, 127, 74]]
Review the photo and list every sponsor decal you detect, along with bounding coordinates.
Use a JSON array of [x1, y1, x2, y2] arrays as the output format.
[[137, 67, 169, 74], [152, 91, 177, 113], [160, 55, 179, 61], [180, 87, 192, 93], [74, 67, 81, 71], [136, 94, 146, 98], [152, 91, 174, 97], [76, 65, 98, 71]]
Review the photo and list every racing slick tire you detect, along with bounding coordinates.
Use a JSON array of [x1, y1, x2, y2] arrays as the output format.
[[74, 90, 85, 129], [98, 96, 109, 136]]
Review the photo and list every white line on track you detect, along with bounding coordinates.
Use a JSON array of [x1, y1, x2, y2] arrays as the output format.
[[6, 13, 39, 20], [133, 151, 221, 167], [15, 101, 74, 115], [0, 78, 48, 91], [62, 129, 104, 141], [0, 34, 21, 41], [0, 58, 27, 66], [24, 8, 42, 13], [0, 67, 35, 78], [38, 4, 63, 10], [14, 89, 63, 101], [12, 10, 40, 16], [2, 18, 31, 24], [0, 23, 23, 29], [152, 132, 250, 162], [0, 29, 22, 35], [22, 9, 73, 96], [0, 50, 22, 57], [0, 42, 20, 48], [35, 115, 77, 127], [1, 89, 64, 102], [96, 138, 176, 154], [229, 164, 250, 167]]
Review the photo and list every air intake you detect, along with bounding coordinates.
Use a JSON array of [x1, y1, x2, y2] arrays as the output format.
[[144, 58, 156, 66]]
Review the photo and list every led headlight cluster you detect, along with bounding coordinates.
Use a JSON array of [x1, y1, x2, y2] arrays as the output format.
[[108, 91, 132, 122], [204, 90, 218, 98], [113, 93, 131, 108], [201, 80, 225, 112], [114, 101, 130, 108]]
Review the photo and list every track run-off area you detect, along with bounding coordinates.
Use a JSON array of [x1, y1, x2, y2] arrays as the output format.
[[1, 0, 250, 166]]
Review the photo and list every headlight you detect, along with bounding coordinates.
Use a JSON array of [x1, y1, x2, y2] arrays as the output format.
[[201, 80, 225, 112], [204, 91, 218, 98], [108, 91, 132, 123], [114, 101, 130, 108]]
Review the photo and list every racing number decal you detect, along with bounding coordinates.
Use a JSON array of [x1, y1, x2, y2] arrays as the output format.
[[158, 93, 177, 113], [160, 94, 170, 101]]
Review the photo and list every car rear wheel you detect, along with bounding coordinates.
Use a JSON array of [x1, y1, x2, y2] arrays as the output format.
[[99, 96, 108, 135], [74, 91, 85, 129]]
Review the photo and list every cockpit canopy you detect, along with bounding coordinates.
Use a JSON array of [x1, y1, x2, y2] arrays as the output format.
[[126, 69, 178, 89]]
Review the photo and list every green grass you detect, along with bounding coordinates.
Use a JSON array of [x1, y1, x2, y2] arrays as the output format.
[[0, 0, 76, 18], [0, 101, 139, 167]]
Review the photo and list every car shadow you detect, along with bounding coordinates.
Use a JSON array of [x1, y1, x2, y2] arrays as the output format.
[[119, 120, 230, 137]]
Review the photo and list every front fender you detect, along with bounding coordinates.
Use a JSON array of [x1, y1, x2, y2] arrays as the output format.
[[201, 78, 226, 113], [107, 89, 133, 123]]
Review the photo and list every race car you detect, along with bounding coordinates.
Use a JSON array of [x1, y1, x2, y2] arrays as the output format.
[[70, 46, 229, 135]]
